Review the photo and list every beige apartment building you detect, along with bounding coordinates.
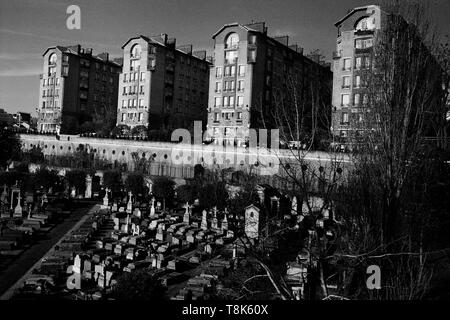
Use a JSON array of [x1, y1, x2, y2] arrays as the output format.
[[207, 22, 332, 147], [331, 5, 383, 139], [37, 45, 121, 134], [116, 34, 210, 132]]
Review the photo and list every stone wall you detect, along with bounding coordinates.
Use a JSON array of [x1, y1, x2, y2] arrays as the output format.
[[19, 134, 353, 183]]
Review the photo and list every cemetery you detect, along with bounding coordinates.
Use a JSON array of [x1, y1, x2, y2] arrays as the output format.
[[7, 176, 333, 301], [0, 181, 79, 277]]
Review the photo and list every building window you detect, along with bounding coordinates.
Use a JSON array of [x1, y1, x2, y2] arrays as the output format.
[[237, 112, 242, 120], [131, 60, 140, 71], [122, 100, 126, 108], [237, 96, 244, 106], [343, 58, 351, 71], [214, 113, 219, 122], [138, 112, 143, 122], [223, 96, 229, 107], [49, 53, 57, 64], [365, 56, 371, 68], [141, 72, 146, 81], [130, 44, 141, 58], [225, 33, 239, 49], [363, 94, 368, 104], [354, 93, 360, 105], [121, 113, 126, 122], [231, 65, 236, 76], [341, 94, 350, 106], [225, 51, 238, 64], [342, 76, 351, 88], [248, 49, 256, 62], [355, 38, 373, 49], [215, 97, 221, 107], [341, 112, 349, 124], [224, 66, 230, 77], [238, 65, 245, 76], [216, 67, 222, 78], [238, 80, 244, 91], [355, 57, 362, 69], [354, 75, 361, 88], [358, 113, 364, 122], [230, 96, 235, 107], [215, 82, 221, 93], [248, 34, 256, 45]]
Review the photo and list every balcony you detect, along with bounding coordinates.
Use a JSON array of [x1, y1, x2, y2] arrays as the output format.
[[355, 47, 373, 54], [354, 29, 375, 36]]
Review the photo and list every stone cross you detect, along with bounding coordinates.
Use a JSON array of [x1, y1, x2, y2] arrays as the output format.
[[14, 191, 22, 216]]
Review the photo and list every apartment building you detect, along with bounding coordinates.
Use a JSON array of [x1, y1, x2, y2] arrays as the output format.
[[207, 22, 332, 147], [37, 45, 121, 134], [116, 34, 210, 132], [331, 5, 383, 138]]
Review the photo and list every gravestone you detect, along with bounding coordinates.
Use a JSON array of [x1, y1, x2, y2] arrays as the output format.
[[221, 210, 228, 231], [211, 207, 218, 229], [13, 191, 23, 217], [150, 197, 156, 217], [126, 191, 133, 214], [201, 210, 208, 231], [183, 202, 191, 224], [85, 175, 92, 198], [291, 196, 298, 215]]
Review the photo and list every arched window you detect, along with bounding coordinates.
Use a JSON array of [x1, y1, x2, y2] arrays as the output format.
[[130, 44, 141, 58], [49, 53, 57, 64], [225, 33, 239, 49], [355, 17, 375, 31]]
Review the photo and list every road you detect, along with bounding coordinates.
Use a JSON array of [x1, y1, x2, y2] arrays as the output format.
[[0, 203, 98, 299]]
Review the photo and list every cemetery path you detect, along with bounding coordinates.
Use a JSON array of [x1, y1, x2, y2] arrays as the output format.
[[0, 204, 98, 300]]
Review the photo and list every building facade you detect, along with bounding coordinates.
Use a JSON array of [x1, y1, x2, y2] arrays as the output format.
[[116, 34, 210, 132], [331, 5, 383, 138], [37, 45, 121, 134], [207, 22, 332, 147]]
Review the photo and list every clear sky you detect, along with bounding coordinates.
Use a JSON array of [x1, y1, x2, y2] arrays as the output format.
[[0, 0, 449, 115]]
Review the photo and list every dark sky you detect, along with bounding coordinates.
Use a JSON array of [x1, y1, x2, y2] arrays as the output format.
[[1, 0, 449, 115]]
